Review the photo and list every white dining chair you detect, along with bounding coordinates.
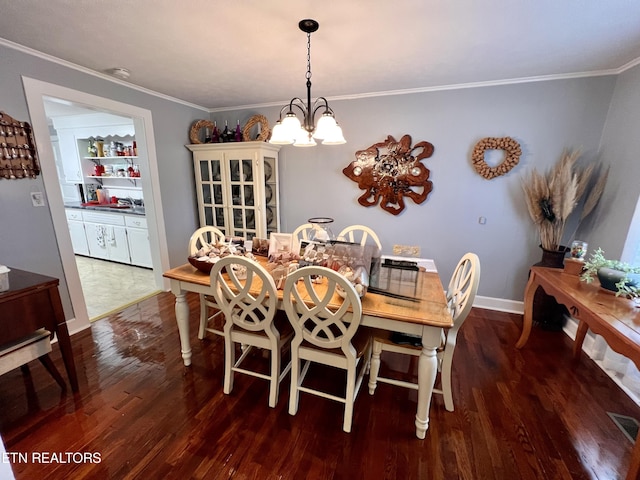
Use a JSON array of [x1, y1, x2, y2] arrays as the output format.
[[283, 265, 372, 432], [292, 223, 314, 253], [188, 226, 226, 339], [337, 224, 382, 250], [368, 252, 480, 412], [210, 255, 293, 408]]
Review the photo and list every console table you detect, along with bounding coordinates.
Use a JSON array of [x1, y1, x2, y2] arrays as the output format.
[[516, 266, 640, 479], [0, 268, 79, 392]]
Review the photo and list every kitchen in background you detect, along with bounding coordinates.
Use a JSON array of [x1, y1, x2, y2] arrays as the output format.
[[45, 98, 158, 320]]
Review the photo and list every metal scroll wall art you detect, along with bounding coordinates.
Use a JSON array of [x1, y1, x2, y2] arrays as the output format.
[[0, 111, 40, 179], [342, 134, 435, 215]]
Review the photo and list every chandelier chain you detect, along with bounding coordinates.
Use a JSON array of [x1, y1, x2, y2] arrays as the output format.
[[269, 19, 345, 146], [306, 32, 312, 81]]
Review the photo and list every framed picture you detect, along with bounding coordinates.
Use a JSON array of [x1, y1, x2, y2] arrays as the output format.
[[268, 233, 294, 258], [252, 237, 270, 257]]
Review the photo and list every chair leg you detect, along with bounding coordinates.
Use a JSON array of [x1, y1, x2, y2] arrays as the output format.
[[223, 336, 235, 395], [343, 365, 356, 433], [440, 349, 455, 412], [268, 346, 280, 408], [38, 355, 67, 390], [289, 354, 300, 416], [368, 340, 382, 395], [198, 294, 207, 340]]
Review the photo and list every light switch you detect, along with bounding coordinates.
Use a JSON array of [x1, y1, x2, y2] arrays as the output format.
[[31, 192, 45, 207], [478, 216, 486, 225]]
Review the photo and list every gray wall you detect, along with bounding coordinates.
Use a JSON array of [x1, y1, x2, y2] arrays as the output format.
[[217, 76, 617, 301], [0, 44, 204, 319], [1, 41, 636, 322], [582, 64, 640, 259]]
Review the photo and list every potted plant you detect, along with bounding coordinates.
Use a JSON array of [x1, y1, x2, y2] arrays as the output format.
[[580, 247, 640, 297], [522, 149, 609, 267]]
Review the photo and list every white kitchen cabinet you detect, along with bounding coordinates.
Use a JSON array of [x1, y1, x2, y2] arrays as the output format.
[[65, 209, 89, 256], [82, 211, 131, 264], [186, 142, 281, 240], [125, 215, 152, 268], [57, 130, 83, 183]]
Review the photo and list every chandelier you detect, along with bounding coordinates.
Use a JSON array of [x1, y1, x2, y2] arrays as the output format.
[[269, 19, 346, 147]]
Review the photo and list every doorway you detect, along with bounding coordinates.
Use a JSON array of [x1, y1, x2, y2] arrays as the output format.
[[44, 99, 159, 321], [23, 77, 170, 331]]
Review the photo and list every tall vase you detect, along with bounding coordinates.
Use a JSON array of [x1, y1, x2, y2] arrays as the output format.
[[534, 245, 570, 269], [532, 245, 570, 331]]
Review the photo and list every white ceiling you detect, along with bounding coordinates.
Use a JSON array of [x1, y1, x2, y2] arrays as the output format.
[[2, 0, 640, 111]]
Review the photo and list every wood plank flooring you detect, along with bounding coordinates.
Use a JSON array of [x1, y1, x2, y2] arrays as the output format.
[[0, 291, 638, 479]]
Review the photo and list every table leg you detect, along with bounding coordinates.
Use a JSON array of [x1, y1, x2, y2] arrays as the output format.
[[573, 320, 589, 359], [174, 290, 192, 366], [54, 321, 79, 392], [516, 272, 538, 349], [415, 326, 441, 439], [49, 287, 79, 392]]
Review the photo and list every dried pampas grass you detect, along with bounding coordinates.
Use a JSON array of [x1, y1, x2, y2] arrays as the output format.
[[522, 149, 608, 251]]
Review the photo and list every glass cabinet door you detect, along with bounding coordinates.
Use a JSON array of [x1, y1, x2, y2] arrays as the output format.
[[227, 156, 258, 239], [263, 155, 278, 237], [189, 143, 280, 241], [199, 157, 227, 234]]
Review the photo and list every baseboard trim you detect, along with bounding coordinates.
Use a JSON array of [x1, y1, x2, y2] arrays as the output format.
[[563, 316, 640, 408], [59, 293, 524, 338], [473, 296, 524, 314], [51, 317, 92, 344]]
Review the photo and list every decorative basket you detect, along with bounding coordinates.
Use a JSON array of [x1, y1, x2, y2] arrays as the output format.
[[242, 114, 270, 142], [188, 255, 216, 274]]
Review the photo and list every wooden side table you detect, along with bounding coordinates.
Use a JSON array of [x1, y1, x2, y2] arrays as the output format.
[[0, 268, 79, 392], [517, 266, 640, 479]]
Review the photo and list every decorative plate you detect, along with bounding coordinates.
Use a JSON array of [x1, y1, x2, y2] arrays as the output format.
[[264, 162, 273, 181], [266, 206, 274, 226]]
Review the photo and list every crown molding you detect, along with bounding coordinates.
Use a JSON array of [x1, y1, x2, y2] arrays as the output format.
[[0, 37, 209, 113], [3, 35, 638, 115], [209, 68, 627, 113]]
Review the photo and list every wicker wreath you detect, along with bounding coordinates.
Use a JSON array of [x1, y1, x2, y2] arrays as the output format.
[[471, 137, 522, 180], [242, 114, 270, 142], [189, 119, 215, 144]]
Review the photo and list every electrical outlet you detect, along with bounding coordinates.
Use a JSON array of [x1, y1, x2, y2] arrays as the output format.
[[392, 245, 421, 257]]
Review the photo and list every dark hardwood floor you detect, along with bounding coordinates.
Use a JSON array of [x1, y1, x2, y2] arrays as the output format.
[[1, 291, 638, 479]]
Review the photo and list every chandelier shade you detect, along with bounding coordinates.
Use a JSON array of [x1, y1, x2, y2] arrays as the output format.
[[269, 19, 346, 147]]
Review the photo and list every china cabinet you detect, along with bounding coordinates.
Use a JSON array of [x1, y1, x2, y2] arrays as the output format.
[[186, 142, 281, 240]]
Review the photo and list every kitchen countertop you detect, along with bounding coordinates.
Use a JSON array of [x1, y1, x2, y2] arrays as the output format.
[[65, 202, 146, 216]]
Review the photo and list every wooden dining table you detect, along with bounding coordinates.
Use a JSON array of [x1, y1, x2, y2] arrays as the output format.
[[163, 256, 452, 439]]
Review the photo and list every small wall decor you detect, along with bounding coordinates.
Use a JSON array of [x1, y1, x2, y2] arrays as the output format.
[[0, 111, 40, 179], [189, 119, 215, 144], [471, 137, 521, 180], [242, 114, 270, 142], [342, 134, 435, 216]]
